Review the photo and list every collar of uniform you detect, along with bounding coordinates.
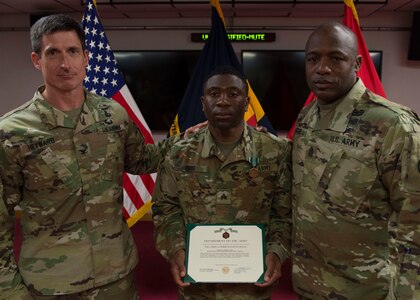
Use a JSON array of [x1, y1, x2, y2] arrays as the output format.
[[201, 127, 222, 160], [33, 87, 99, 130], [200, 123, 255, 163], [298, 100, 319, 129], [74, 90, 105, 134], [328, 79, 366, 132], [313, 79, 366, 133], [33, 86, 68, 130]]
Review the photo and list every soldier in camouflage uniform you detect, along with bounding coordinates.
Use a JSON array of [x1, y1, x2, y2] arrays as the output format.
[[0, 14, 172, 299], [292, 22, 420, 299], [152, 65, 292, 300]]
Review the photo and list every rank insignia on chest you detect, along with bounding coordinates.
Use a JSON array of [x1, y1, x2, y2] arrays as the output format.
[[217, 191, 231, 204]]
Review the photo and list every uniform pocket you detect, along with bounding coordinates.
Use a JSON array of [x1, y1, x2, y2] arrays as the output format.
[[99, 128, 125, 182], [175, 166, 213, 222], [320, 148, 377, 215], [393, 252, 418, 299], [22, 142, 79, 207], [40, 147, 73, 183], [401, 134, 420, 195]]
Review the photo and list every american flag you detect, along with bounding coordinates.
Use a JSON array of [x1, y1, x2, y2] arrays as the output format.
[[82, 0, 156, 227]]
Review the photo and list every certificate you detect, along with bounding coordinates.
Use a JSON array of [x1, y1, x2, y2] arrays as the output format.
[[184, 224, 265, 283]]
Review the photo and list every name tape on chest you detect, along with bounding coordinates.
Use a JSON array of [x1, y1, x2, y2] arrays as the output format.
[[27, 137, 56, 151]]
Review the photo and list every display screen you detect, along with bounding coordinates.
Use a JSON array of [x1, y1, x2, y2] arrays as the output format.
[[114, 51, 201, 130]]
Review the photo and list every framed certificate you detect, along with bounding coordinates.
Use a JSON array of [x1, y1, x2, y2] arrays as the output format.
[[184, 224, 266, 283]]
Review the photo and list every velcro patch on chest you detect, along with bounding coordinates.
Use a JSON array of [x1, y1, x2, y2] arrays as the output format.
[[26, 137, 56, 151], [329, 135, 363, 148]]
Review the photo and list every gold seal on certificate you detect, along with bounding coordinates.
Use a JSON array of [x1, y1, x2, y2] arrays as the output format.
[[184, 224, 266, 283]]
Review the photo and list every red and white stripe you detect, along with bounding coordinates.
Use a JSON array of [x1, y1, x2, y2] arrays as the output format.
[[112, 84, 156, 225]]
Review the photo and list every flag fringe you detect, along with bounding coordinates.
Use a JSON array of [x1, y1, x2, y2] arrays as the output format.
[[126, 201, 153, 227]]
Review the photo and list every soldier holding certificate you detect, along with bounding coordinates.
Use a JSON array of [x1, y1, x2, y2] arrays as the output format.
[[152, 65, 292, 299]]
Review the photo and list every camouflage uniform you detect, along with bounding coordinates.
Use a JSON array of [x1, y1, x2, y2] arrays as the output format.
[[153, 125, 292, 300], [0, 87, 168, 299], [30, 270, 138, 300], [292, 79, 420, 299]]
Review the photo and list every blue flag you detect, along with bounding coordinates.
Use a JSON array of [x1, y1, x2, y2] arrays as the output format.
[[169, 0, 275, 136]]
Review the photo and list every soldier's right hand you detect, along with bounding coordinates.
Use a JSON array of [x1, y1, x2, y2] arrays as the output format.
[[184, 120, 208, 138], [170, 249, 190, 288]]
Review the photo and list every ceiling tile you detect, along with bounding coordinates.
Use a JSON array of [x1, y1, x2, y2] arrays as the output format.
[[290, 3, 343, 17], [173, 4, 229, 17], [390, 0, 420, 11], [125, 11, 180, 18], [0, 2, 21, 13], [91, 11, 126, 18], [112, 3, 173, 12], [354, 4, 386, 17], [233, 3, 293, 17], [0, 0, 79, 14], [0, 0, 418, 19]]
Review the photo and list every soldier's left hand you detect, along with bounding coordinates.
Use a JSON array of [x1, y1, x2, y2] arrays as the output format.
[[170, 249, 190, 288], [254, 252, 282, 287], [255, 125, 268, 133]]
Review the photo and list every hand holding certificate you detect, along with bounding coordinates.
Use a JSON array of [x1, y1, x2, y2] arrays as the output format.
[[184, 224, 266, 283]]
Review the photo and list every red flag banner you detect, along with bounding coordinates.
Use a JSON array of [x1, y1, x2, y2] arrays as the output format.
[[343, 0, 386, 97], [287, 92, 316, 139], [82, 0, 155, 227], [287, 0, 386, 139]]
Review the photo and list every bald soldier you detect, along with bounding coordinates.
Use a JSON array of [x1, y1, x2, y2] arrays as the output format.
[[292, 22, 420, 299]]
